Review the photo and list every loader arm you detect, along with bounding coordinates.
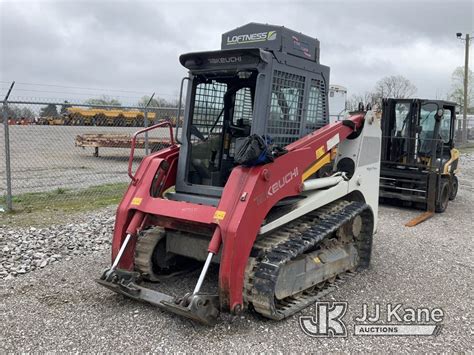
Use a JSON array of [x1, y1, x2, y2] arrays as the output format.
[[112, 144, 180, 271], [109, 114, 365, 308], [215, 114, 365, 311]]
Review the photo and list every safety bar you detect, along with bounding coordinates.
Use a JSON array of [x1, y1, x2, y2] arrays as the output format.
[[128, 121, 175, 182], [175, 77, 189, 144]]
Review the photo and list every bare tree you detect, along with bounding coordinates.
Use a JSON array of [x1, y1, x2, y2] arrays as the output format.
[[60, 100, 71, 115], [138, 95, 177, 108], [85, 96, 121, 107], [39, 104, 58, 117], [449, 66, 473, 111], [346, 91, 378, 111], [0, 105, 35, 120], [374, 75, 417, 99]]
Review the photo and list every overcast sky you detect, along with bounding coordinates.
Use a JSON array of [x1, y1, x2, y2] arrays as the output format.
[[0, 0, 473, 104]]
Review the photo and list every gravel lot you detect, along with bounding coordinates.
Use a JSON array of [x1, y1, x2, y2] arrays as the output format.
[[1, 155, 473, 352]]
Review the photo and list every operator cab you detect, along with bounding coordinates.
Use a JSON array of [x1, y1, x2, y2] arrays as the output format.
[[380, 98, 459, 213], [418, 103, 455, 163], [183, 68, 257, 187], [172, 23, 330, 206], [382, 98, 456, 167]]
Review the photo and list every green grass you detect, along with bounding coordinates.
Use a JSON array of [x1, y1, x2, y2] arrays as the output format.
[[0, 182, 128, 227]]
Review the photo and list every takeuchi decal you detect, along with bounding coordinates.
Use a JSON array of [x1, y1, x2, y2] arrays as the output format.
[[208, 56, 242, 64], [268, 167, 299, 196]]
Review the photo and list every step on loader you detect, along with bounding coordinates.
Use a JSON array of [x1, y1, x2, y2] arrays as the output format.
[[97, 23, 382, 325]]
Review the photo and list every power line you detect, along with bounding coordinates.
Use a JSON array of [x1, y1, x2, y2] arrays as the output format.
[[0, 80, 176, 97], [2, 88, 146, 100], [0, 80, 148, 94]]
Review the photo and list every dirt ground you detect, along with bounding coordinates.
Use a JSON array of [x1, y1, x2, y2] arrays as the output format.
[[2, 168, 473, 352], [1, 124, 473, 351]]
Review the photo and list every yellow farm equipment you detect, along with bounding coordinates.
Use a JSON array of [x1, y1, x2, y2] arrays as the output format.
[[66, 107, 157, 127], [37, 116, 66, 125]]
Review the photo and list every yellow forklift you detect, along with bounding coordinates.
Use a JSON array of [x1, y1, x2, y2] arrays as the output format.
[[379, 98, 459, 225]]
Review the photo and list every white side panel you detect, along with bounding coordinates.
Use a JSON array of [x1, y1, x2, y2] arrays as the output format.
[[336, 111, 381, 232], [259, 111, 381, 235], [259, 182, 349, 235]]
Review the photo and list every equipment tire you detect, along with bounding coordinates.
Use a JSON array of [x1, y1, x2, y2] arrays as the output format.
[[135, 227, 175, 281], [435, 180, 449, 213], [449, 175, 458, 201]]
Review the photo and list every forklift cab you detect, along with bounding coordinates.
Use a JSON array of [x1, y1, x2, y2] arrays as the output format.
[[380, 98, 459, 213], [381, 98, 457, 169]]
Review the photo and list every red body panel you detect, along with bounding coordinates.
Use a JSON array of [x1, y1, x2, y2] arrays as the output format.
[[112, 145, 181, 270], [111, 115, 364, 311]]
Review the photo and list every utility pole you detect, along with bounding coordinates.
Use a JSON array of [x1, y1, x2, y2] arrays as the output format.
[[463, 34, 469, 144], [144, 93, 155, 155], [457, 32, 471, 144], [3, 81, 15, 211]]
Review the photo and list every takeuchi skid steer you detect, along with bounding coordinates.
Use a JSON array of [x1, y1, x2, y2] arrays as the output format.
[[97, 23, 382, 324]]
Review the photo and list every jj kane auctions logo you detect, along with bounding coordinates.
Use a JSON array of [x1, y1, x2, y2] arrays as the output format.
[[300, 302, 444, 337], [226, 31, 277, 45]]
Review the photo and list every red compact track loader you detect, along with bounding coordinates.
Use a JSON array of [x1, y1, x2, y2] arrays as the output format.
[[97, 23, 382, 325]]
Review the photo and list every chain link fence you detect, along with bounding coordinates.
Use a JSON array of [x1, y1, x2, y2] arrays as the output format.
[[454, 115, 474, 147], [1, 84, 473, 214], [1, 93, 181, 213]]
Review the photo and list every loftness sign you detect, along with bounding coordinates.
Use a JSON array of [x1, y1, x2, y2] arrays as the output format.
[[226, 31, 277, 45]]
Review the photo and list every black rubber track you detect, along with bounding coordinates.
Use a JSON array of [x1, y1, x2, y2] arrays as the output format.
[[244, 200, 374, 320]]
